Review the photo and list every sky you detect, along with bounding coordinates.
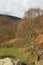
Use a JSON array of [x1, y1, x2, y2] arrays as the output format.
[[0, 0, 43, 18]]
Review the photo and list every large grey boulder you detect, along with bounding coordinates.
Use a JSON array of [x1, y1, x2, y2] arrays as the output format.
[[0, 57, 21, 65]]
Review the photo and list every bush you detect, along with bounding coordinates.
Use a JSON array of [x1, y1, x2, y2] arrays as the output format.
[[4, 43, 14, 48], [28, 62, 35, 65]]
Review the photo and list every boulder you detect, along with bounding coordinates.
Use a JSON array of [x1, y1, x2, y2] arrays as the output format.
[[0, 57, 21, 65]]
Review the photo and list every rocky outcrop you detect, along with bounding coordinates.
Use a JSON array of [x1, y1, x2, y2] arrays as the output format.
[[0, 57, 22, 65]]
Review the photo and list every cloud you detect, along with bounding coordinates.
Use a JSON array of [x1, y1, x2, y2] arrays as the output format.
[[0, 0, 43, 18]]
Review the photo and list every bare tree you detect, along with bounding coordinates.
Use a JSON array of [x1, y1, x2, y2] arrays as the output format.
[[24, 8, 43, 20]]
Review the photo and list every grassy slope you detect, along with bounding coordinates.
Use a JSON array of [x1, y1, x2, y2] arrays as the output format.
[[0, 47, 37, 64]]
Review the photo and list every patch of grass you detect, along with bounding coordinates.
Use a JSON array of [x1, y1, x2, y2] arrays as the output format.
[[0, 47, 25, 57], [0, 47, 36, 64]]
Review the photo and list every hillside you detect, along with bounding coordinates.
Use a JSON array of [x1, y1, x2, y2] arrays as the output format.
[[0, 14, 21, 43], [0, 12, 43, 65], [0, 14, 43, 49]]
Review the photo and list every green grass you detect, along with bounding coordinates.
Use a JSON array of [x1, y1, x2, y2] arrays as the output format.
[[0, 47, 30, 61], [0, 47, 38, 65]]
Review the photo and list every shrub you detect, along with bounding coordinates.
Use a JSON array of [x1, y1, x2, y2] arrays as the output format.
[[4, 43, 14, 48]]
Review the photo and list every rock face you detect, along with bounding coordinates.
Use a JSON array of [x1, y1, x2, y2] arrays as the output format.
[[0, 58, 21, 65]]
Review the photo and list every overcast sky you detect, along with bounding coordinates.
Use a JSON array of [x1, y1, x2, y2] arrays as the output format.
[[0, 0, 43, 18]]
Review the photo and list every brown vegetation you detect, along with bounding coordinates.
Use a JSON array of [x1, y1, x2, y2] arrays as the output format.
[[0, 8, 43, 51]]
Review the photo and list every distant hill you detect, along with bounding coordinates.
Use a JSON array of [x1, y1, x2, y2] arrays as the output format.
[[0, 14, 21, 20]]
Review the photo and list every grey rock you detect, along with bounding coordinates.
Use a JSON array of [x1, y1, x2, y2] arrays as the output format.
[[0, 58, 21, 65]]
